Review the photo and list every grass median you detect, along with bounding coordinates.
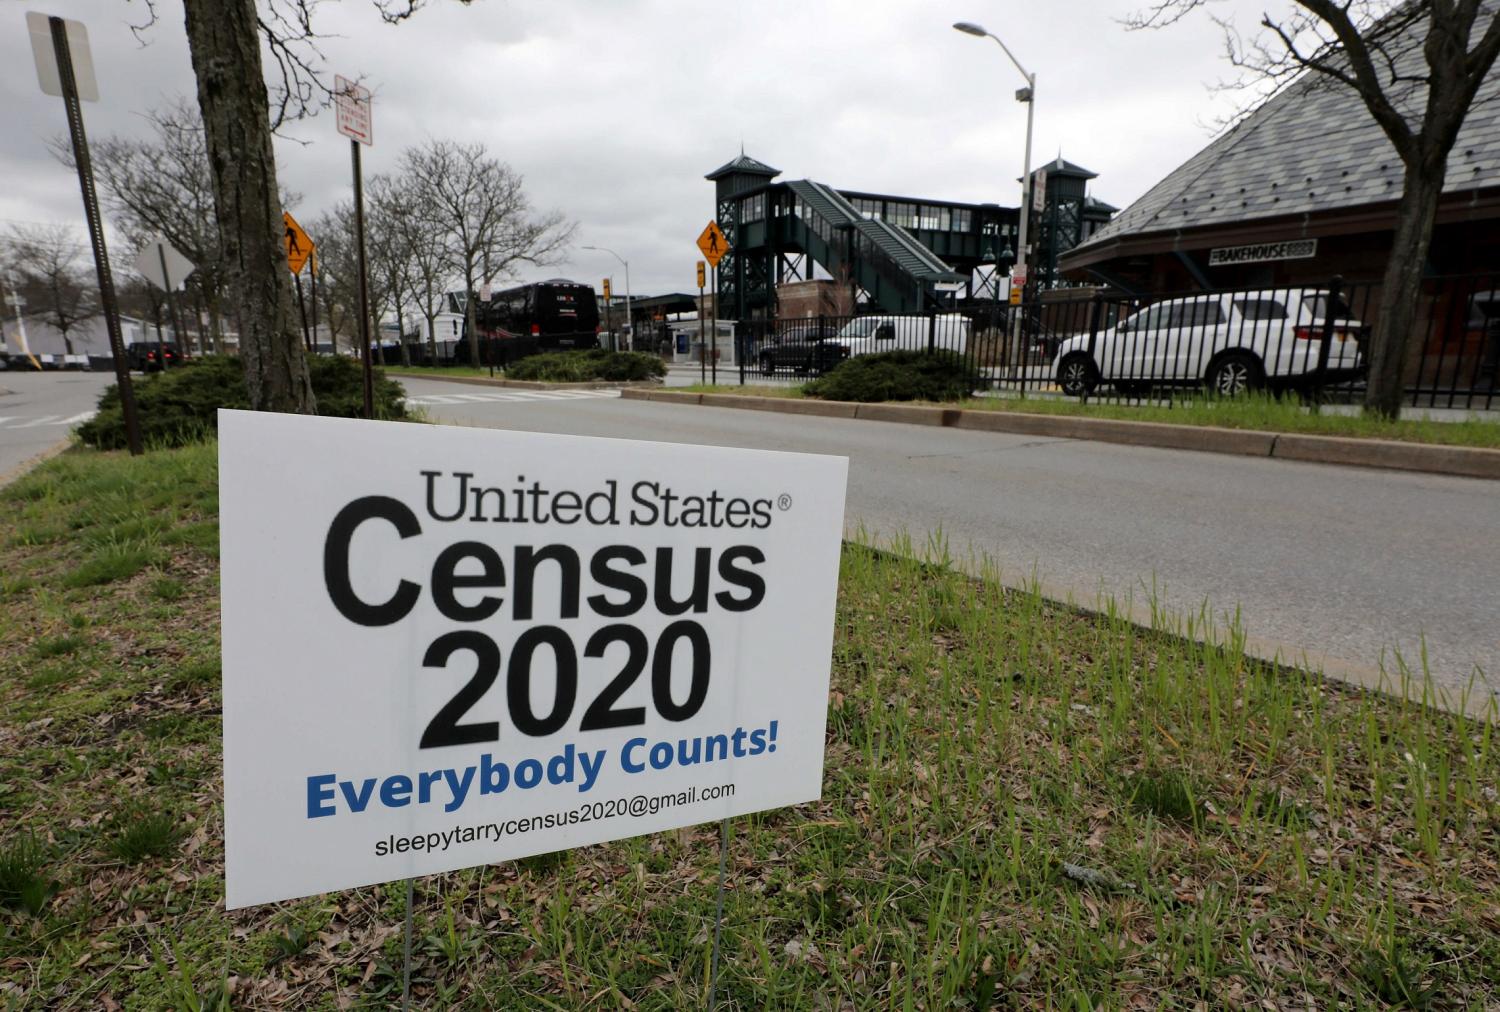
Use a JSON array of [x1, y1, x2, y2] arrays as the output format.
[[680, 385, 1500, 449], [1, 444, 1497, 1007]]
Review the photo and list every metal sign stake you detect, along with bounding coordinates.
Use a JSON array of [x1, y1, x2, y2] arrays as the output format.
[[707, 817, 730, 1009], [402, 877, 414, 1010]]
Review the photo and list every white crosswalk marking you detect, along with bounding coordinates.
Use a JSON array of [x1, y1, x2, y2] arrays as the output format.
[[0, 411, 96, 429], [403, 388, 622, 408]]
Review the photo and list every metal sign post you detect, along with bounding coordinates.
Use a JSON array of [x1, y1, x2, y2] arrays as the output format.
[[282, 213, 315, 354], [696, 261, 706, 385], [29, 12, 141, 454], [335, 76, 374, 418], [696, 223, 730, 388], [157, 245, 185, 359], [134, 237, 195, 369], [294, 266, 312, 353], [309, 251, 320, 355]]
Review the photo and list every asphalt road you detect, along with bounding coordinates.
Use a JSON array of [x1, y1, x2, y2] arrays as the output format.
[[402, 376, 1500, 702], [0, 370, 110, 477]]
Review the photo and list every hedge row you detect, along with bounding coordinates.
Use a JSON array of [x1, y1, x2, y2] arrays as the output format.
[[77, 355, 407, 450]]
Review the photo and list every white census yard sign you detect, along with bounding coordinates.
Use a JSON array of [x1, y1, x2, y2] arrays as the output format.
[[219, 411, 848, 909]]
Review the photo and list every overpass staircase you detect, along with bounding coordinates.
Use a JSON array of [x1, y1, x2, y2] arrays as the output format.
[[783, 180, 962, 314]]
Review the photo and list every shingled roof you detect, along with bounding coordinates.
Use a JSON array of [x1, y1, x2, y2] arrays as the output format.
[[1067, 6, 1500, 258], [705, 153, 781, 181]]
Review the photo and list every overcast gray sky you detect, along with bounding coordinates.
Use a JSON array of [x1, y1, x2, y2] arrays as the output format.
[[2, 0, 1280, 299]]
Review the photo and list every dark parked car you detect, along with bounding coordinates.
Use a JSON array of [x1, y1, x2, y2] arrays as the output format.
[[126, 342, 182, 372], [757, 321, 848, 376]]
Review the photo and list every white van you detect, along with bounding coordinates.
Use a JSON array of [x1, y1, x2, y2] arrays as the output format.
[[832, 314, 971, 357]]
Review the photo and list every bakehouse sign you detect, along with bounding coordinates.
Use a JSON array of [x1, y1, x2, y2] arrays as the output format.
[[1208, 239, 1317, 267]]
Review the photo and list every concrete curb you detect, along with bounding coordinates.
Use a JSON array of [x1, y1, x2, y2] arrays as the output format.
[[618, 387, 1500, 481], [386, 371, 661, 392], [1272, 433, 1500, 480]]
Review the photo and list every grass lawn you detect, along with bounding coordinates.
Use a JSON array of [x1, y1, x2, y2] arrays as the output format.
[[2, 446, 1498, 1008]]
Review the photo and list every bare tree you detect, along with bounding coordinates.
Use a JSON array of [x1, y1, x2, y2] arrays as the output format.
[[3, 224, 97, 357], [68, 98, 298, 356], [380, 170, 452, 363], [308, 204, 359, 352], [58, 99, 222, 355], [124, 0, 466, 410], [1128, 0, 1500, 418], [401, 140, 574, 366], [367, 175, 417, 367], [310, 202, 393, 362]]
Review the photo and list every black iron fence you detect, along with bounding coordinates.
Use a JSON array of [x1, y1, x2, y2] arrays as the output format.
[[733, 274, 1500, 411]]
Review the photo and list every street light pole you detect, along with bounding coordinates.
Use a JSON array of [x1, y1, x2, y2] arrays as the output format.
[[584, 245, 632, 351], [955, 21, 1036, 374]]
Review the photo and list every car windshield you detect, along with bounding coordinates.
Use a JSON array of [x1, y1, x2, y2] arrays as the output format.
[[837, 319, 875, 339]]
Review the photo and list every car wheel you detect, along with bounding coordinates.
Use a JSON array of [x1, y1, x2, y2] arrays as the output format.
[[1057, 353, 1099, 397], [1206, 352, 1263, 397], [759, 353, 775, 377]]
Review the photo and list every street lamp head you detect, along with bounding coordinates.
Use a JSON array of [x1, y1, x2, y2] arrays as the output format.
[[953, 21, 988, 37]]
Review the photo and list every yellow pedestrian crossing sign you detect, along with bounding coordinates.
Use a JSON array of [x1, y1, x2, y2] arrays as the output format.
[[697, 220, 730, 268], [283, 211, 313, 274]]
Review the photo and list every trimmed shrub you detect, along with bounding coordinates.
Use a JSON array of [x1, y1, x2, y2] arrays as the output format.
[[505, 349, 666, 383], [77, 355, 407, 450], [804, 350, 980, 402]]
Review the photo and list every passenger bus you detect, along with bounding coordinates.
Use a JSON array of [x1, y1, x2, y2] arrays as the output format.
[[459, 279, 602, 365]]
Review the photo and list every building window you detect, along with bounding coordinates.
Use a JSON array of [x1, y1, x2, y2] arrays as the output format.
[[743, 193, 765, 223], [951, 208, 972, 232], [888, 202, 916, 229], [854, 197, 882, 220]]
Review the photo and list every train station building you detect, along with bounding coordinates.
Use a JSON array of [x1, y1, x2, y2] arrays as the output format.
[[1059, 48, 1500, 293]]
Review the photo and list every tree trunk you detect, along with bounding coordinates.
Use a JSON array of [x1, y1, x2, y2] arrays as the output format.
[[464, 266, 481, 368], [207, 295, 221, 355], [61, 331, 75, 357], [1364, 161, 1446, 420], [426, 314, 437, 364], [397, 302, 412, 367], [181, 0, 314, 413]]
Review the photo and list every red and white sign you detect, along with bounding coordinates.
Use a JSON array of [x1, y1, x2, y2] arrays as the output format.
[[334, 75, 372, 146], [1010, 265, 1027, 288]]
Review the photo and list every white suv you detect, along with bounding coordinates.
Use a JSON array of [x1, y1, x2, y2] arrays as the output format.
[[1054, 289, 1366, 397]]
